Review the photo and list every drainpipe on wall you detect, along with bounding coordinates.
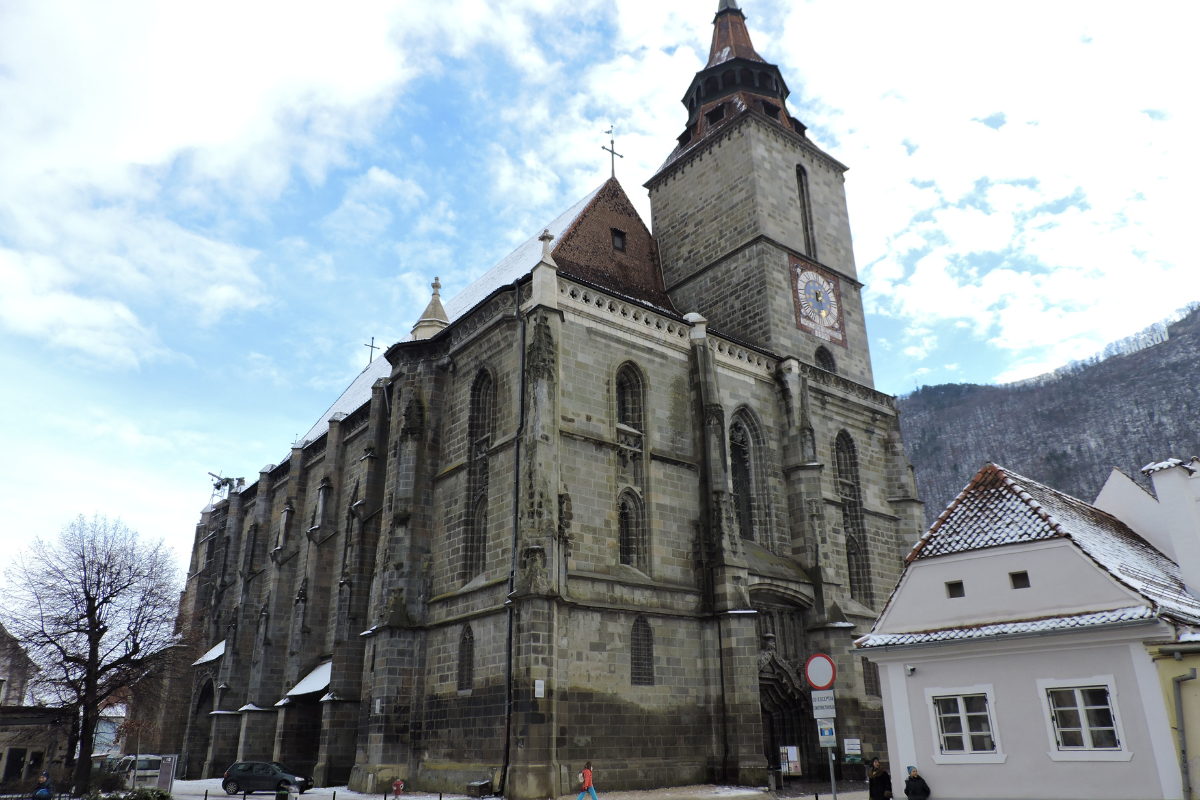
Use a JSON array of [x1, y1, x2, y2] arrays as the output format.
[[499, 280, 526, 799], [1175, 668, 1196, 800]]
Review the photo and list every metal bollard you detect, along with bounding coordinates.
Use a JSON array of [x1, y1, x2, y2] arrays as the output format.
[[206, 791, 210, 800], [333, 792, 337, 800]]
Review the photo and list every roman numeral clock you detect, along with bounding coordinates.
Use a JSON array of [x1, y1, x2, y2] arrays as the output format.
[[791, 256, 847, 347]]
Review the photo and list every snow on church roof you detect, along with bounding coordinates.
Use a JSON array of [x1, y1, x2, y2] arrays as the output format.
[[442, 183, 603, 323], [298, 356, 391, 447], [292, 184, 604, 450]]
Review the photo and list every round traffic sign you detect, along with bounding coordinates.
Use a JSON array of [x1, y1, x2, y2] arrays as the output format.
[[805, 653, 837, 690]]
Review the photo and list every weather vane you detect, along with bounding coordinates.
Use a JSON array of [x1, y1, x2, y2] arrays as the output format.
[[603, 125, 624, 179]]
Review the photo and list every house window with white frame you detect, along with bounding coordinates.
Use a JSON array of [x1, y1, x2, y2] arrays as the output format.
[[933, 693, 996, 754], [1047, 686, 1119, 750], [1035, 675, 1129, 762]]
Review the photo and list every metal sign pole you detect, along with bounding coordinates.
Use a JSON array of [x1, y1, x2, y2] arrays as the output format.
[[828, 747, 837, 800]]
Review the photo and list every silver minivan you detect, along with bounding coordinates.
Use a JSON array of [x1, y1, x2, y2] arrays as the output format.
[[117, 755, 162, 789]]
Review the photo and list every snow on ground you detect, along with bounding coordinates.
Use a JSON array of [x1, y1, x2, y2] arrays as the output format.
[[172, 780, 866, 800]]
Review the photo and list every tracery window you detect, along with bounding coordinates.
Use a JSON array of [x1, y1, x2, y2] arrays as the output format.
[[618, 490, 647, 572], [463, 370, 494, 580], [616, 366, 643, 431], [630, 616, 654, 686], [836, 430, 871, 606], [729, 418, 756, 542], [457, 624, 474, 692], [815, 346, 837, 374], [796, 165, 817, 259]]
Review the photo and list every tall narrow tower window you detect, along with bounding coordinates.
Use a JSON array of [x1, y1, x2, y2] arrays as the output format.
[[796, 165, 817, 260], [729, 419, 755, 542], [836, 430, 871, 606], [457, 624, 474, 692], [618, 490, 647, 572], [463, 370, 494, 580], [631, 616, 654, 686]]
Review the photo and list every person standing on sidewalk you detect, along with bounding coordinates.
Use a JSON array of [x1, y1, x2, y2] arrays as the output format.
[[904, 767, 930, 800], [576, 761, 597, 800], [868, 757, 893, 800]]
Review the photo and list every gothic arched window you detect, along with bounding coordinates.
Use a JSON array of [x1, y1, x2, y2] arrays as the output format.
[[836, 430, 871, 606], [457, 624, 474, 692], [796, 165, 817, 260], [463, 370, 495, 580], [816, 346, 837, 374], [631, 616, 654, 686], [618, 490, 647, 572], [729, 418, 756, 542], [616, 365, 643, 431]]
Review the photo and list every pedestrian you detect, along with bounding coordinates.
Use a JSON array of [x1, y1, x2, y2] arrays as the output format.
[[31, 771, 53, 800], [868, 757, 893, 800], [576, 761, 597, 800], [904, 767, 930, 800]]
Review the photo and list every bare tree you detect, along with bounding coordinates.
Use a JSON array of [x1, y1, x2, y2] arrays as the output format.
[[1, 515, 182, 794]]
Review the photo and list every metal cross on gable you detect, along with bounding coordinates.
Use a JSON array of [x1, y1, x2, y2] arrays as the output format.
[[364, 336, 379, 364], [602, 125, 624, 179]]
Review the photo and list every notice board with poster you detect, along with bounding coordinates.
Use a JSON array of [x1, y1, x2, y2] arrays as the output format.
[[778, 746, 801, 775]]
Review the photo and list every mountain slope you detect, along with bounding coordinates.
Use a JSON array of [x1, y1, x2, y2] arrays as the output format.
[[898, 308, 1200, 528]]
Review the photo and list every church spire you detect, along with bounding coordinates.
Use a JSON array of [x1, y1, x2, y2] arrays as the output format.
[[652, 2, 805, 174], [707, 0, 764, 67], [411, 277, 449, 340]]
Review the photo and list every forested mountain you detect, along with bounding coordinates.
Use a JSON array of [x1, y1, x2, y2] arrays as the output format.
[[897, 308, 1200, 528]]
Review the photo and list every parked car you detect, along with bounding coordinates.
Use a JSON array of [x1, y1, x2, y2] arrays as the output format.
[[116, 755, 162, 789], [222, 762, 313, 795]]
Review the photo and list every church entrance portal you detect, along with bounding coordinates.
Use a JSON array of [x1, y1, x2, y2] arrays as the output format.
[[184, 680, 214, 779], [753, 598, 823, 783]]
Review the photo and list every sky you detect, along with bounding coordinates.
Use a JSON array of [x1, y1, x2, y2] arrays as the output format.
[[0, 0, 1196, 576]]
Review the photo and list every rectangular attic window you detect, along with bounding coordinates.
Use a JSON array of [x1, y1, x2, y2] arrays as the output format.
[[611, 228, 627, 252], [761, 101, 781, 120], [1010, 571, 1031, 589], [705, 105, 726, 126], [946, 580, 966, 599]]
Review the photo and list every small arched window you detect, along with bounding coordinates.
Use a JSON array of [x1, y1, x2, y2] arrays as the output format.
[[729, 419, 755, 542], [631, 616, 654, 686], [796, 165, 817, 259], [618, 491, 647, 572], [815, 346, 837, 374], [457, 624, 474, 692], [463, 371, 494, 580], [836, 431, 871, 606], [616, 365, 643, 431]]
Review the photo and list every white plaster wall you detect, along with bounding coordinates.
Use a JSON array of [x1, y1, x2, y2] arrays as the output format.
[[1094, 468, 1173, 560], [871, 636, 1179, 800], [877, 540, 1143, 634]]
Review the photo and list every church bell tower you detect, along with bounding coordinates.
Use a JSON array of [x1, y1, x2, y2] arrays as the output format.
[[647, 0, 875, 387]]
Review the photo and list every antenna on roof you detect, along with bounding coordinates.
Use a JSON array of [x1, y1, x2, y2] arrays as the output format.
[[603, 125, 624, 179]]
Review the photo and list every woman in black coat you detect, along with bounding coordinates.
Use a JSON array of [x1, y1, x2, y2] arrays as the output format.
[[904, 768, 931, 800], [867, 757, 893, 800]]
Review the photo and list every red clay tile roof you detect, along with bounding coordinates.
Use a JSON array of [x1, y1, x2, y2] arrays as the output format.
[[708, 2, 764, 67]]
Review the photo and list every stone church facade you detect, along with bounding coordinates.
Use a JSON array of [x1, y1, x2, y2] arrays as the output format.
[[142, 3, 925, 797]]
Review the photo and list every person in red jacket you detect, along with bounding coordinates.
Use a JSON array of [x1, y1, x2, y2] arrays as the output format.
[[576, 761, 597, 800]]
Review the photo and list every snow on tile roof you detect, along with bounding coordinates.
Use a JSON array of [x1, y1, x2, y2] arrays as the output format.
[[297, 356, 390, 447], [192, 639, 226, 666], [442, 184, 603, 324], [856, 606, 1156, 649], [288, 185, 603, 454], [907, 463, 1200, 626], [286, 661, 331, 696], [1142, 457, 1197, 475]]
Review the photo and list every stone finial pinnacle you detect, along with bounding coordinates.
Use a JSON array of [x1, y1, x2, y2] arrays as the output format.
[[432, 276, 441, 295], [538, 229, 555, 262]]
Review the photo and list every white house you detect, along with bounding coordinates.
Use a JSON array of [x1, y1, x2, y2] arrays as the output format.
[[857, 460, 1200, 800]]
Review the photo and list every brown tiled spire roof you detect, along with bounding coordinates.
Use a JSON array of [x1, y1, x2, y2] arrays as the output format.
[[707, 0, 764, 67], [648, 2, 809, 182]]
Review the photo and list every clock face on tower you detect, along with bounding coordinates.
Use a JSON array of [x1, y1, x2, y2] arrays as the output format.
[[791, 258, 846, 347]]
